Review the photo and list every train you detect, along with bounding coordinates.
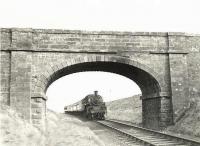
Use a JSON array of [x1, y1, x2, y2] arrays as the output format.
[[64, 91, 107, 120]]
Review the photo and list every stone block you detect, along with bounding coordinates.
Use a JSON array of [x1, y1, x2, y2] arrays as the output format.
[[35, 98, 43, 103], [31, 103, 42, 108], [31, 107, 42, 114], [32, 113, 42, 119], [32, 119, 42, 124]]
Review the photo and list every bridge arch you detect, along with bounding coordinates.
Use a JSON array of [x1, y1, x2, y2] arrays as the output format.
[[32, 55, 165, 97], [31, 55, 173, 130]]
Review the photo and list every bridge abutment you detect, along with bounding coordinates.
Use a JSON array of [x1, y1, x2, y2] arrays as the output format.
[[10, 51, 32, 121], [31, 97, 46, 131], [142, 96, 173, 130], [159, 96, 174, 128]]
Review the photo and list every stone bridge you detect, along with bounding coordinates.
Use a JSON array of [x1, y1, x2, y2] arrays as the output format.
[[1, 28, 200, 130]]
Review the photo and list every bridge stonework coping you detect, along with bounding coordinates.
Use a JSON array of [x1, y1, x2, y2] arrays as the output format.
[[1, 28, 200, 131]]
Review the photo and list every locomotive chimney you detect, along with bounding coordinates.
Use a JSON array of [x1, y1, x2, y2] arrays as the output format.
[[94, 91, 98, 96]]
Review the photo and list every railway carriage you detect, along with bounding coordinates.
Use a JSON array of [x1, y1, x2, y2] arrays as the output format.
[[64, 91, 107, 120]]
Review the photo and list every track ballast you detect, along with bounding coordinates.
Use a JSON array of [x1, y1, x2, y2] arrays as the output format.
[[97, 119, 200, 146]]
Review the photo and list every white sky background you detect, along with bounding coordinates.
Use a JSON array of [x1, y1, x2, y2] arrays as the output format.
[[47, 72, 141, 112], [1, 0, 200, 112], [0, 0, 200, 32]]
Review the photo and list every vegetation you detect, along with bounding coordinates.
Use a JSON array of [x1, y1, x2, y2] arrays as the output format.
[[1, 94, 199, 146], [166, 97, 200, 138], [0, 104, 45, 146], [0, 105, 104, 146], [45, 110, 104, 146], [106, 94, 142, 124], [106, 94, 200, 138]]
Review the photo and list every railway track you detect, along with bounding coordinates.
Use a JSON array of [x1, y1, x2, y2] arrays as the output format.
[[97, 119, 200, 146]]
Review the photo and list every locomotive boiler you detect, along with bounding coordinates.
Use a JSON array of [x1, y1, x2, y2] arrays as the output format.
[[64, 91, 107, 120]]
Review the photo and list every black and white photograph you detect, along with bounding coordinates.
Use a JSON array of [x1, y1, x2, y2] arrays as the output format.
[[0, 0, 200, 145]]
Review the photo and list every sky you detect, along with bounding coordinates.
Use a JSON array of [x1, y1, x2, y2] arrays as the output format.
[[1, 0, 200, 112], [46, 72, 141, 112], [0, 0, 200, 32]]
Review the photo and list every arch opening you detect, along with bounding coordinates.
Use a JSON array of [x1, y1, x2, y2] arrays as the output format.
[[31, 57, 173, 130], [44, 61, 161, 98], [46, 71, 142, 107]]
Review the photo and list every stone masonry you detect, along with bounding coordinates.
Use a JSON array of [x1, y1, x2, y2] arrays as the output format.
[[0, 28, 200, 130]]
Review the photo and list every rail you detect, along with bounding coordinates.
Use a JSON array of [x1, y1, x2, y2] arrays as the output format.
[[97, 119, 200, 146]]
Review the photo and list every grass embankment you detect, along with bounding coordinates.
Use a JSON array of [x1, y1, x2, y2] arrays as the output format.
[[0, 104, 45, 146], [0, 105, 104, 146], [106, 95, 142, 124], [106, 95, 200, 138], [46, 110, 104, 146], [166, 97, 200, 138]]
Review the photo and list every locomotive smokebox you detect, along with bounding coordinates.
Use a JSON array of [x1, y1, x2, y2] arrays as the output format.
[[94, 91, 98, 96]]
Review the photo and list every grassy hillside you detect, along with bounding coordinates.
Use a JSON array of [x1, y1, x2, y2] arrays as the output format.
[[106, 94, 200, 138], [0, 104, 45, 146], [0, 104, 104, 146], [166, 97, 200, 138], [46, 110, 104, 146], [106, 95, 142, 124]]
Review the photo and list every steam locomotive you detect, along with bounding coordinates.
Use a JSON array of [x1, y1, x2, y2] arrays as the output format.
[[64, 91, 107, 120]]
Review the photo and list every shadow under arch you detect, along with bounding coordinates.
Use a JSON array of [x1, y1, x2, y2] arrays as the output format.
[[31, 55, 173, 130]]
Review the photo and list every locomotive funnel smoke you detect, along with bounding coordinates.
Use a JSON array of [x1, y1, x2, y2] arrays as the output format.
[[94, 91, 98, 96]]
